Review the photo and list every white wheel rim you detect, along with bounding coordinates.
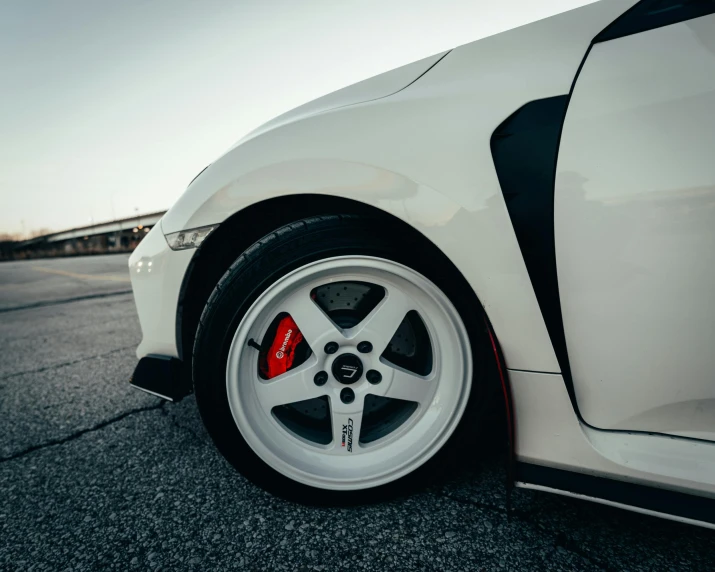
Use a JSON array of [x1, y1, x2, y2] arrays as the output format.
[[226, 256, 472, 490]]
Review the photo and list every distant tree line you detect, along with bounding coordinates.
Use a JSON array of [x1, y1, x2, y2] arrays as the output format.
[[0, 229, 55, 261]]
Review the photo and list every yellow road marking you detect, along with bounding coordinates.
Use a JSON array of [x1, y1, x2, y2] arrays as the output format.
[[34, 267, 131, 283]]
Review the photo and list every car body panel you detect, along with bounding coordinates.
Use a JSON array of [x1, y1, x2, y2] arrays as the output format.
[[511, 370, 715, 498], [156, 0, 637, 373], [233, 51, 449, 148], [129, 223, 193, 359], [555, 13, 715, 441]]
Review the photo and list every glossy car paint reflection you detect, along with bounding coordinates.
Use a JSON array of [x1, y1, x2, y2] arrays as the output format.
[[159, 0, 637, 373], [555, 14, 715, 441]]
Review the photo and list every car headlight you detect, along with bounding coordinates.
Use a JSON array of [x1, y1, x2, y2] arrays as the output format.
[[165, 224, 218, 250]]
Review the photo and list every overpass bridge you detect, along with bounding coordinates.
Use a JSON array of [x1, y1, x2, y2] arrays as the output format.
[[9, 211, 166, 259]]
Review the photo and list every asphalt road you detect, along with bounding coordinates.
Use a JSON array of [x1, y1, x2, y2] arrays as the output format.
[[1, 254, 713, 571]]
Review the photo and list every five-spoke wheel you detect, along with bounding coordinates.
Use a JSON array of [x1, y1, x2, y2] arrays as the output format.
[[226, 256, 471, 489], [193, 215, 488, 503]]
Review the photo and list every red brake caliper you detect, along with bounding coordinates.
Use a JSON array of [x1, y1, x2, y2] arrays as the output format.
[[260, 316, 305, 379]]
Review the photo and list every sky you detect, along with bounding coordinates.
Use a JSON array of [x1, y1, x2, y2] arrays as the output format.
[[0, 0, 592, 236]]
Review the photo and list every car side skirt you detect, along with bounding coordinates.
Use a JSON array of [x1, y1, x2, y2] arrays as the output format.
[[516, 463, 715, 530]]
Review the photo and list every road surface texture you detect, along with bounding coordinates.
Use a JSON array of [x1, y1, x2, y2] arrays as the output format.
[[1, 254, 713, 571]]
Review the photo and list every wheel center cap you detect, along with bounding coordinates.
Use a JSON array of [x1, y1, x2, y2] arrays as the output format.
[[331, 353, 363, 384]]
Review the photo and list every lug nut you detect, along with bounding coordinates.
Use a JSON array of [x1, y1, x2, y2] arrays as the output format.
[[366, 370, 382, 384], [314, 371, 328, 386], [357, 341, 373, 354], [324, 342, 339, 354], [340, 388, 355, 404]]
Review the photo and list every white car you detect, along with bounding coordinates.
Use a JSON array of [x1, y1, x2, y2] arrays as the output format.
[[128, 0, 715, 528]]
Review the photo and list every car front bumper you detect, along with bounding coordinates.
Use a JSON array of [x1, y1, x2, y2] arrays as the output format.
[[128, 222, 195, 361]]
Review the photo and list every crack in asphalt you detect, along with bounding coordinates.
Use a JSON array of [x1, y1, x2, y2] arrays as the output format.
[[0, 290, 133, 314], [0, 402, 165, 463], [160, 404, 206, 445], [0, 345, 136, 381]]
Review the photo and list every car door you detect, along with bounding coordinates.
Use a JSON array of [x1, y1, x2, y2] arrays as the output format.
[[555, 3, 715, 441]]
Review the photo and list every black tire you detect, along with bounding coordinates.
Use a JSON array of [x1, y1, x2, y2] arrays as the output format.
[[193, 214, 503, 505]]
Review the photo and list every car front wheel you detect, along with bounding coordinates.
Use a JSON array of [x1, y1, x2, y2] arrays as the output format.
[[193, 215, 497, 504]]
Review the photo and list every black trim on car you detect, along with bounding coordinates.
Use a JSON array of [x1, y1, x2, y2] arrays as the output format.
[[595, 0, 715, 44], [130, 355, 191, 402], [490, 96, 574, 399], [516, 463, 715, 526]]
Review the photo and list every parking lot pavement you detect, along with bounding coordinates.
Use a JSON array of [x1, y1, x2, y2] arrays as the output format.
[[0, 254, 132, 312], [1, 255, 714, 571]]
